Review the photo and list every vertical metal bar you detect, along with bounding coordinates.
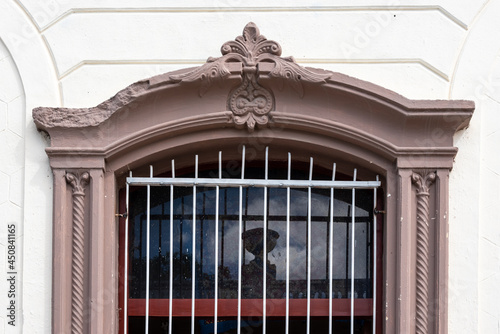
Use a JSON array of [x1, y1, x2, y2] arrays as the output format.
[[345, 206, 349, 297], [365, 220, 369, 293], [124, 171, 131, 334], [350, 169, 357, 334], [169, 161, 175, 334], [159, 203, 163, 297], [243, 188, 249, 266], [145, 166, 153, 334], [201, 194, 205, 296], [214, 152, 221, 334], [263, 147, 269, 334], [285, 152, 291, 334], [191, 156, 198, 334], [306, 158, 313, 334], [180, 197, 184, 297], [221, 190, 227, 287], [140, 217, 144, 294], [237, 146, 246, 334], [372, 176, 378, 334], [329, 164, 336, 334]]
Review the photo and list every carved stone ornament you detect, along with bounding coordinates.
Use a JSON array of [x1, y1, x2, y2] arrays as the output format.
[[65, 171, 90, 334], [411, 170, 436, 334], [169, 22, 330, 130]]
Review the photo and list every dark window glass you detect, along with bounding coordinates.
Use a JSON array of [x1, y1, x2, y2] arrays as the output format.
[[128, 168, 374, 301]]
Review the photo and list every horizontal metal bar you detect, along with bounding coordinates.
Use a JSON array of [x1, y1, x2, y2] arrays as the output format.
[[143, 213, 371, 223], [127, 177, 380, 189]]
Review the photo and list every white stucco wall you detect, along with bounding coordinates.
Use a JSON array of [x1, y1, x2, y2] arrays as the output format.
[[0, 0, 498, 332]]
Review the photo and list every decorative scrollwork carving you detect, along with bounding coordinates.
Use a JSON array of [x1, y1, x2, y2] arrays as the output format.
[[411, 170, 436, 334], [228, 67, 274, 131], [220, 22, 282, 62], [169, 22, 330, 130], [65, 171, 90, 334]]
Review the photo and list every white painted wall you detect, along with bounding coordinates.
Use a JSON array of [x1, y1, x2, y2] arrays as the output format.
[[0, 0, 498, 332]]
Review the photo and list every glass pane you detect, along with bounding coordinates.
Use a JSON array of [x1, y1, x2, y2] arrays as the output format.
[[127, 169, 374, 300], [128, 316, 372, 334]]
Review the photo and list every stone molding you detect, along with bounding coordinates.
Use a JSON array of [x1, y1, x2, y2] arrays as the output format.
[[32, 23, 474, 334], [33, 22, 473, 135], [65, 171, 90, 334]]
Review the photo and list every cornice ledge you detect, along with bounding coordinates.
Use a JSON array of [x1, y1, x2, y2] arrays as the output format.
[[32, 22, 474, 134], [33, 80, 150, 130], [324, 71, 475, 114], [272, 113, 464, 159]]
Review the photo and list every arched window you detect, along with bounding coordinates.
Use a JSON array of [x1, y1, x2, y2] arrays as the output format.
[[33, 23, 473, 334], [120, 148, 383, 333]]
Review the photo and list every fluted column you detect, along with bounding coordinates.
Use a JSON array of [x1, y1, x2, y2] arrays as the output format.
[[66, 171, 90, 334], [411, 170, 436, 334]]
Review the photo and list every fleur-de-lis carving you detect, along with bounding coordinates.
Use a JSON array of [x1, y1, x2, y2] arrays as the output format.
[[220, 22, 282, 64]]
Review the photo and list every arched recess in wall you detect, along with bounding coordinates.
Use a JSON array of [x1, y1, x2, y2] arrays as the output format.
[[33, 23, 473, 334], [0, 2, 60, 332], [448, 1, 500, 332]]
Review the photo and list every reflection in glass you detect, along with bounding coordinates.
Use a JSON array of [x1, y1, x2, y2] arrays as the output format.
[[128, 316, 372, 334], [128, 169, 374, 301]]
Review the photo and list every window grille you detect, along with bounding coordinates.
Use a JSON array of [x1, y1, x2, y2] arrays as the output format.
[[123, 146, 381, 334]]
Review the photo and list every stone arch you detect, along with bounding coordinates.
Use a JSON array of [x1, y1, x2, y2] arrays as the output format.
[[33, 22, 473, 334]]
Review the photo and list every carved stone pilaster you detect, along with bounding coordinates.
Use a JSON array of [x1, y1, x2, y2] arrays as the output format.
[[65, 171, 90, 334], [411, 170, 436, 334]]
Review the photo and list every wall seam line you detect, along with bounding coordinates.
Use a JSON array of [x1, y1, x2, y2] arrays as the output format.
[[58, 58, 449, 81], [448, 0, 492, 99], [39, 5, 466, 33]]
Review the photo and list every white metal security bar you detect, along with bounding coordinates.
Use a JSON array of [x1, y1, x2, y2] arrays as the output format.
[[237, 146, 245, 334], [307, 157, 313, 334], [214, 152, 220, 334], [286, 153, 291, 334], [192, 156, 198, 334], [145, 166, 152, 333], [169, 160, 174, 334], [373, 176, 379, 334], [124, 172, 131, 334], [263, 147, 269, 334], [328, 163, 337, 334], [123, 146, 381, 334], [127, 178, 378, 189], [350, 169, 357, 334]]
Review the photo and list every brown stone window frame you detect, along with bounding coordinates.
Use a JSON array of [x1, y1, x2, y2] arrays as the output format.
[[33, 23, 473, 334]]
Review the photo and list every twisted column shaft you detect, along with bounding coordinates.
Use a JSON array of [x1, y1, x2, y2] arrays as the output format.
[[412, 171, 436, 334], [66, 172, 90, 334]]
